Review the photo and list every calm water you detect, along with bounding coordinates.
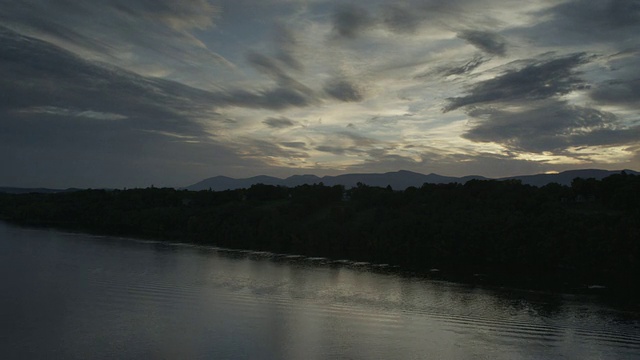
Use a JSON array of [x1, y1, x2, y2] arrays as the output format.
[[1, 223, 639, 359]]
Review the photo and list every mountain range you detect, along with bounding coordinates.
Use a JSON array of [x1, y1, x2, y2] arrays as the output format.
[[1, 169, 636, 194], [185, 169, 638, 191]]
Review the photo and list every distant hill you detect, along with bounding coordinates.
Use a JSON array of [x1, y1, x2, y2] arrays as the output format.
[[185, 169, 638, 191], [317, 170, 486, 190], [185, 170, 483, 191], [505, 169, 639, 187], [3, 169, 635, 194]]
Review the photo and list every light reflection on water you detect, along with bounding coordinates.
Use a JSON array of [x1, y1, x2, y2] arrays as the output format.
[[1, 222, 639, 359]]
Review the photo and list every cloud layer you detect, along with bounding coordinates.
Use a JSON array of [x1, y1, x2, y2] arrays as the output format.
[[1, 0, 639, 187]]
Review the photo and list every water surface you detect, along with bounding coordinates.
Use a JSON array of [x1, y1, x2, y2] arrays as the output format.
[[1, 223, 638, 359]]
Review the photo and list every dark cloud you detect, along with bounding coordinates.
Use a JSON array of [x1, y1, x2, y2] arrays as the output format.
[[457, 30, 506, 56], [0, 26, 213, 136], [273, 24, 302, 71], [314, 131, 383, 156], [441, 55, 488, 77], [546, 0, 640, 30], [445, 53, 593, 111], [381, 3, 423, 34], [367, 115, 399, 127], [246, 52, 290, 83], [0, 0, 229, 72], [414, 55, 487, 80], [462, 100, 639, 153], [107, 0, 218, 30], [331, 1, 516, 39], [332, 5, 374, 39], [315, 145, 347, 155], [337, 131, 378, 147], [509, 1, 640, 117], [0, 12, 116, 56], [262, 117, 297, 129], [590, 78, 640, 109], [588, 51, 640, 109], [0, 26, 314, 187], [518, 0, 640, 49], [280, 141, 307, 149], [324, 79, 364, 102], [0, 105, 260, 188], [245, 51, 315, 104]]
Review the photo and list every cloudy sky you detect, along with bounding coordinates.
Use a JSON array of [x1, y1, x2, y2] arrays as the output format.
[[1, 0, 639, 188]]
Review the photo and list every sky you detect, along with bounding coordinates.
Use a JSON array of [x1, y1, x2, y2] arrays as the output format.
[[1, 0, 639, 188]]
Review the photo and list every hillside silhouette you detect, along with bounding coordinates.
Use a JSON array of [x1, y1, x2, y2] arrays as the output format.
[[186, 169, 638, 191]]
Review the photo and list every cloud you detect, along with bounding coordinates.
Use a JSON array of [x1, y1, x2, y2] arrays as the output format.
[[338, 131, 379, 147], [323, 79, 364, 102], [280, 141, 307, 149], [457, 30, 506, 56], [245, 51, 315, 105], [462, 100, 639, 152], [0, 26, 318, 187], [222, 87, 315, 110], [437, 55, 488, 77], [338, 145, 569, 179], [17, 107, 128, 121], [0, 0, 232, 83], [590, 78, 640, 109], [587, 50, 640, 110], [332, 4, 374, 39], [315, 145, 347, 155], [2, 0, 639, 186], [246, 52, 289, 83], [381, 3, 423, 34], [366, 115, 400, 128], [445, 52, 593, 111], [414, 55, 488, 80], [545, 0, 640, 30], [314, 131, 385, 157], [517, 0, 640, 49], [329, 1, 533, 39], [106, 0, 219, 30], [236, 138, 309, 161], [273, 24, 302, 71], [0, 116, 258, 188], [262, 117, 297, 129], [0, 26, 213, 136]]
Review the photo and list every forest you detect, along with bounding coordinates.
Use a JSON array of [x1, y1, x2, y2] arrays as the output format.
[[1, 172, 638, 294]]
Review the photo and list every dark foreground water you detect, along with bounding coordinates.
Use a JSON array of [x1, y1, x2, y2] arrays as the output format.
[[1, 222, 639, 359]]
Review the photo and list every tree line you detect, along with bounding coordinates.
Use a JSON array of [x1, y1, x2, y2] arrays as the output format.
[[0, 172, 638, 294]]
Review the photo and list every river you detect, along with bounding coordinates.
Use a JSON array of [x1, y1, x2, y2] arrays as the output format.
[[1, 222, 638, 359]]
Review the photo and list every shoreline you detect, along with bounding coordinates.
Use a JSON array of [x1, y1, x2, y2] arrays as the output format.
[[2, 219, 633, 301]]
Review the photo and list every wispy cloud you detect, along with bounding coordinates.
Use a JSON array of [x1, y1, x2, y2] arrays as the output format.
[[323, 79, 364, 102], [457, 30, 506, 56], [263, 117, 297, 129], [331, 4, 374, 39], [444, 53, 593, 111]]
